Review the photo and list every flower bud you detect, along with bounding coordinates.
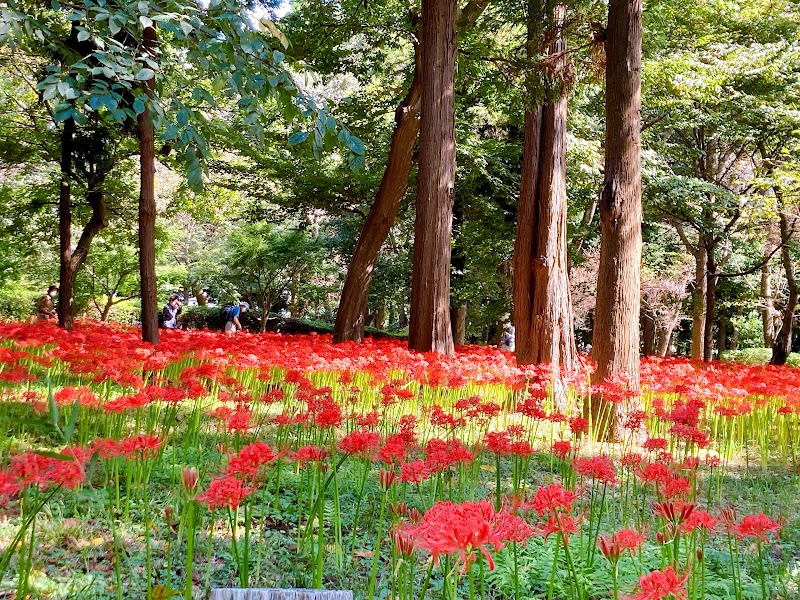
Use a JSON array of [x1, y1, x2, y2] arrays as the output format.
[[182, 467, 199, 495]]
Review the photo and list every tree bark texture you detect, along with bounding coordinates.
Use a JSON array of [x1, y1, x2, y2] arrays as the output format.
[[513, 2, 576, 369], [451, 305, 467, 345], [761, 246, 775, 347], [333, 46, 421, 344], [333, 0, 489, 344], [703, 245, 717, 362], [690, 244, 706, 360], [641, 309, 655, 356], [58, 117, 75, 331], [139, 25, 159, 344], [771, 189, 798, 365], [408, 0, 458, 355], [589, 0, 642, 437]]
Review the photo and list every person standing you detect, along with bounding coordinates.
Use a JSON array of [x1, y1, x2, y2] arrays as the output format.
[[161, 294, 182, 329], [224, 301, 249, 336], [36, 286, 58, 320]]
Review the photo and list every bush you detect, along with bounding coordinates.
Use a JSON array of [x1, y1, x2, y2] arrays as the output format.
[[0, 282, 40, 320]]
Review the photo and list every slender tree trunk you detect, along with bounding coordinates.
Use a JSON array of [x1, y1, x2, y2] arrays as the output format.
[[376, 304, 388, 330], [139, 25, 159, 344], [761, 246, 775, 347], [589, 0, 643, 438], [656, 325, 674, 357], [703, 246, 716, 362], [513, 2, 576, 369], [642, 309, 655, 356], [333, 1, 489, 344], [334, 45, 421, 343], [408, 0, 457, 355], [691, 244, 706, 360], [101, 299, 113, 322], [717, 317, 727, 356], [771, 189, 798, 365], [58, 118, 75, 330], [451, 305, 467, 345]]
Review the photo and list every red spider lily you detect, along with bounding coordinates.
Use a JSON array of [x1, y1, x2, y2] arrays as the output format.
[[636, 463, 671, 485], [681, 509, 717, 534], [653, 500, 695, 525], [552, 441, 572, 459], [424, 438, 473, 472], [541, 513, 579, 543], [399, 460, 432, 484], [378, 434, 408, 465], [526, 483, 576, 516], [621, 453, 644, 469], [226, 441, 277, 479], [402, 500, 533, 570], [643, 438, 668, 451], [391, 526, 416, 558], [733, 514, 781, 541], [661, 475, 691, 499], [598, 528, 646, 562], [338, 431, 382, 457], [119, 435, 162, 459], [198, 475, 254, 510], [569, 417, 589, 435], [623, 566, 689, 600], [574, 455, 617, 484], [293, 445, 329, 464]]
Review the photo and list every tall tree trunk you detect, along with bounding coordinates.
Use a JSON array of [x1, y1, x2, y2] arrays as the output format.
[[513, 2, 576, 369], [333, 0, 489, 344], [642, 309, 655, 356], [690, 244, 706, 360], [408, 0, 457, 355], [139, 25, 159, 344], [451, 305, 467, 345], [589, 0, 642, 438], [771, 188, 798, 365], [58, 118, 75, 330], [703, 245, 716, 361], [717, 317, 727, 356], [656, 325, 674, 356], [761, 245, 775, 347]]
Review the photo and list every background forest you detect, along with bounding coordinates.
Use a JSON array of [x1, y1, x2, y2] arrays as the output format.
[[1, 0, 799, 364]]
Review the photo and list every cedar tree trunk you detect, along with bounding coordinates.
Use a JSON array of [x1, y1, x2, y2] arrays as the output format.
[[139, 25, 159, 344], [58, 117, 75, 330], [333, 0, 489, 344], [513, 2, 576, 369], [771, 189, 798, 365], [690, 244, 706, 360], [589, 0, 643, 436], [408, 0, 457, 355]]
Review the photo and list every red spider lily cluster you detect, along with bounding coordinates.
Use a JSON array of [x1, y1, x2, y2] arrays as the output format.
[[0, 320, 793, 599]]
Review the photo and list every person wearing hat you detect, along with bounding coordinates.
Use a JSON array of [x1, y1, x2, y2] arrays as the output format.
[[224, 301, 250, 336], [36, 285, 59, 320]]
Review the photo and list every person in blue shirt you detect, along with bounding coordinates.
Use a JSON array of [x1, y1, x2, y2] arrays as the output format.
[[224, 301, 250, 335]]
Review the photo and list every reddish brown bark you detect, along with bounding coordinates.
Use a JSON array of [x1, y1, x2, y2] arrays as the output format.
[[589, 0, 643, 436], [58, 117, 75, 330], [333, 1, 489, 344], [333, 47, 421, 343], [139, 25, 159, 344], [408, 0, 458, 355]]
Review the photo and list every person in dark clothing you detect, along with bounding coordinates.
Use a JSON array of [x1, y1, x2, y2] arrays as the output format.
[[161, 294, 182, 329]]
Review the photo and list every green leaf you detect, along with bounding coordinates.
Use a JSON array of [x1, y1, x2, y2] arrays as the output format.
[[273, 50, 284, 64], [31, 450, 73, 461], [139, 15, 153, 28], [133, 98, 146, 115], [288, 131, 309, 145], [135, 67, 155, 81], [347, 135, 365, 156], [62, 401, 80, 443], [337, 129, 350, 144], [77, 28, 90, 42]]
